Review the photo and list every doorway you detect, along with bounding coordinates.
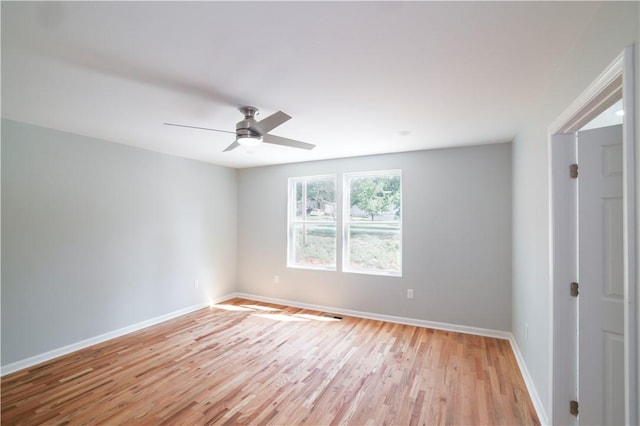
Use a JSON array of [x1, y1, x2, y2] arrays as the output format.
[[549, 48, 636, 425]]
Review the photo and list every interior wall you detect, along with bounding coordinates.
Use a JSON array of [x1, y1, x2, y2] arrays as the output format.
[[1, 119, 238, 366], [511, 1, 639, 421], [237, 143, 512, 332]]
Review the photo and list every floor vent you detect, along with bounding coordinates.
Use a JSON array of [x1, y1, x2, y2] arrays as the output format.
[[323, 314, 343, 320]]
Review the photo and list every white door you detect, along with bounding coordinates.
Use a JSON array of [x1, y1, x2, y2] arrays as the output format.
[[578, 124, 624, 425]]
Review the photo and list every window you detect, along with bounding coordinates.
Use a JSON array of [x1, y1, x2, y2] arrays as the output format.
[[343, 170, 402, 276], [287, 171, 402, 276], [287, 175, 337, 270]]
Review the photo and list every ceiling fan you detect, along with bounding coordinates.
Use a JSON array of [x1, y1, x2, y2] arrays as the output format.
[[164, 106, 316, 152]]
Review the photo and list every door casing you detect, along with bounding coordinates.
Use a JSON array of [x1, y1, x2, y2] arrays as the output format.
[[549, 47, 637, 425]]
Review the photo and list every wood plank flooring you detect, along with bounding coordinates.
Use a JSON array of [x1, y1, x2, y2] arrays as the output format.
[[1, 298, 539, 425]]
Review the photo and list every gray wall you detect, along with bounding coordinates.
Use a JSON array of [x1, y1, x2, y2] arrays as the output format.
[[2, 122, 512, 368], [237, 143, 512, 331], [1, 119, 237, 365], [511, 1, 639, 420]]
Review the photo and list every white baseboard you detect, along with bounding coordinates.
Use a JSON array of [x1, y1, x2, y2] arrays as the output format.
[[0, 295, 234, 377], [231, 292, 512, 340], [509, 336, 550, 425]]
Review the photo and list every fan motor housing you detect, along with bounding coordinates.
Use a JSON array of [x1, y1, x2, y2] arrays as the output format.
[[236, 121, 260, 137], [236, 106, 260, 137]]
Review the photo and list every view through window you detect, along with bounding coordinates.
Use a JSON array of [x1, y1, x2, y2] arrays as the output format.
[[287, 175, 337, 270], [343, 171, 402, 276]]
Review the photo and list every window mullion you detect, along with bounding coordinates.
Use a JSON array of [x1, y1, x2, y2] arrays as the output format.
[[302, 180, 308, 245]]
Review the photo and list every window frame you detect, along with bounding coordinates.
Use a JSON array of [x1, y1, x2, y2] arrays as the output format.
[[342, 170, 402, 277], [287, 174, 337, 271]]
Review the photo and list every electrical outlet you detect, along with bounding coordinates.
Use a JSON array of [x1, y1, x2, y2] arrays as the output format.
[[194, 280, 199, 289], [274, 275, 280, 284], [407, 289, 414, 299]]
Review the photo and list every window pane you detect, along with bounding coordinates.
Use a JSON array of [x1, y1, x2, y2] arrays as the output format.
[[349, 175, 400, 222], [293, 224, 336, 268], [288, 175, 337, 271], [346, 224, 401, 274], [305, 179, 336, 221]]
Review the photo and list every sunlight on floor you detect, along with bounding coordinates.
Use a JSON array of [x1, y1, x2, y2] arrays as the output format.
[[213, 302, 344, 322], [213, 304, 256, 311], [241, 304, 281, 312], [252, 313, 310, 322]]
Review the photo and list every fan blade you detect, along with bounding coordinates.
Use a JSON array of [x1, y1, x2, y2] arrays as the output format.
[[223, 141, 241, 152], [263, 134, 315, 150], [250, 111, 291, 135], [164, 122, 236, 134]]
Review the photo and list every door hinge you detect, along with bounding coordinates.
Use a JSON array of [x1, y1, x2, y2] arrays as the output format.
[[570, 400, 579, 417], [570, 163, 579, 179], [570, 282, 579, 297]]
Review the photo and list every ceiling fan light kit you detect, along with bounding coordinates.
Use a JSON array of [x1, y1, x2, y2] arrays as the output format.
[[236, 134, 263, 147], [165, 105, 316, 152]]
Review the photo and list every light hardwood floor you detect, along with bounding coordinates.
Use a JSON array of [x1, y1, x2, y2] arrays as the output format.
[[2, 298, 539, 425]]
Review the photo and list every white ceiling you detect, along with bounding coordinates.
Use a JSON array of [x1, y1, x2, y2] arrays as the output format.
[[2, 2, 602, 168]]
